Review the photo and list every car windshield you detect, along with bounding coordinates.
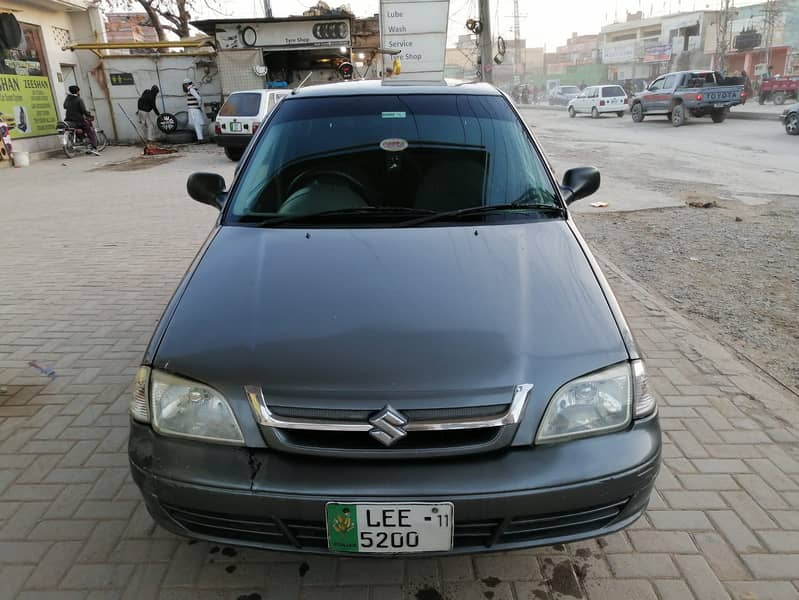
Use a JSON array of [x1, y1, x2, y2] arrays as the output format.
[[219, 93, 261, 117], [561, 86, 579, 94], [226, 93, 560, 226]]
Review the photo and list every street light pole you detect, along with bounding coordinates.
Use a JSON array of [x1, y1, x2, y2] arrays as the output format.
[[478, 0, 493, 83]]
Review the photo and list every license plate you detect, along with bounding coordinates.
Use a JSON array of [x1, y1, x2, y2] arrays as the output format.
[[713, 103, 725, 108], [326, 502, 453, 554], [230, 122, 242, 132]]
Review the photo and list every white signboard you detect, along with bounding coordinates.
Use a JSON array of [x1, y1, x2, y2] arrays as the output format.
[[215, 19, 351, 50], [601, 41, 637, 64], [380, 0, 449, 84]]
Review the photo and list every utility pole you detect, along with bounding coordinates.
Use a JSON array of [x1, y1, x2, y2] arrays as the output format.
[[478, 0, 493, 83], [715, 0, 731, 73], [263, 0, 273, 18], [762, 0, 782, 73], [512, 0, 523, 78]]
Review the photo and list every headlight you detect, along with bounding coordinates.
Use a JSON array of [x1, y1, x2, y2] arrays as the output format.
[[148, 370, 244, 445], [536, 363, 633, 444]]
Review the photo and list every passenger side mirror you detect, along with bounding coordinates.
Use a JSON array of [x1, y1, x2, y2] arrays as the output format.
[[561, 167, 600, 205], [187, 172, 227, 210]]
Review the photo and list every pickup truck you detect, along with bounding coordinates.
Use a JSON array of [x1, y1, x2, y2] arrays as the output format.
[[630, 70, 745, 127], [759, 76, 799, 105]]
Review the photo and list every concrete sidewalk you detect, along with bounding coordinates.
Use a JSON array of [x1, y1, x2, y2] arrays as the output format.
[[0, 146, 798, 599]]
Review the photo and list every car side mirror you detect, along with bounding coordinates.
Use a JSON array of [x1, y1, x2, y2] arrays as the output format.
[[561, 167, 600, 205], [187, 172, 226, 210]]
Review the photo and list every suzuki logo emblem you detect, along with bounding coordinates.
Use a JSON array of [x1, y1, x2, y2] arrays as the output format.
[[369, 405, 408, 447]]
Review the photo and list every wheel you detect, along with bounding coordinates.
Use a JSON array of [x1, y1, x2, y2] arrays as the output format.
[[224, 147, 244, 161], [671, 104, 686, 127], [568, 105, 576, 118], [711, 108, 728, 123], [617, 111, 624, 117], [95, 131, 108, 151], [62, 130, 77, 158], [157, 113, 178, 134], [773, 92, 786, 105], [786, 112, 799, 135], [591, 107, 600, 119], [631, 103, 644, 122]]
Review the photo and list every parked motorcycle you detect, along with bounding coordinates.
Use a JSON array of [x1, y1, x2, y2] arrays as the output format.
[[57, 116, 108, 158]]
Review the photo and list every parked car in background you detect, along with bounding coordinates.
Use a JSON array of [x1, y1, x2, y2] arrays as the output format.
[[568, 85, 628, 118], [548, 85, 580, 106], [214, 89, 289, 161], [630, 70, 744, 127], [782, 102, 799, 135], [759, 76, 799, 105], [130, 80, 661, 557]]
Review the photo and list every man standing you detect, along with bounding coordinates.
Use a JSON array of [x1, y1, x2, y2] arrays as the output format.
[[136, 85, 160, 142], [182, 78, 205, 143], [63, 85, 98, 152]]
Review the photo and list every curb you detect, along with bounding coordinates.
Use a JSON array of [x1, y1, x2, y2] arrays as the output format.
[[517, 103, 782, 122]]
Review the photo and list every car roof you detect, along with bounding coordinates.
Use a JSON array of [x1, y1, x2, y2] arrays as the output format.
[[227, 89, 289, 95], [285, 80, 502, 99]]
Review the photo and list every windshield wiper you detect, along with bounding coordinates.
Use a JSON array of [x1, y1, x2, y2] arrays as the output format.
[[393, 203, 564, 227], [250, 206, 436, 227]]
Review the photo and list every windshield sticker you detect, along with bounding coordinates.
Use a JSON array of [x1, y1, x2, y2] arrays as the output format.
[[379, 138, 409, 152], [381, 111, 406, 119]]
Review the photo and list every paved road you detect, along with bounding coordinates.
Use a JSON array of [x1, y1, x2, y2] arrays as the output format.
[[521, 107, 797, 212], [0, 140, 798, 599]]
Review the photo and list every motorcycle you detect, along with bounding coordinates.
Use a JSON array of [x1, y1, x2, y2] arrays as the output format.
[[57, 116, 108, 158]]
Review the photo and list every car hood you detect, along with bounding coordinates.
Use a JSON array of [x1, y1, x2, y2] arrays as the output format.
[[154, 221, 628, 410]]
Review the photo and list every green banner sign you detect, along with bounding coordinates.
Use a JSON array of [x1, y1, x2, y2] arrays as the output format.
[[0, 74, 58, 139]]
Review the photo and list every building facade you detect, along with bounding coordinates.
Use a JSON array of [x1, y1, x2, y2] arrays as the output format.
[[0, 0, 105, 155]]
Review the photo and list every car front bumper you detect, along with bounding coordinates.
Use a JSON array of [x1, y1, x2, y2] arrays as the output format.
[[129, 415, 660, 555]]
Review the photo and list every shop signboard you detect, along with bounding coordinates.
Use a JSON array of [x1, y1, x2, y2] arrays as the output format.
[[643, 43, 672, 63], [601, 41, 637, 64], [380, 0, 449, 84], [215, 19, 351, 50], [0, 22, 58, 139]]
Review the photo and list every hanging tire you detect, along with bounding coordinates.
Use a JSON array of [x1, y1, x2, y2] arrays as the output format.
[[95, 131, 109, 151], [773, 92, 786, 105], [631, 103, 644, 122], [224, 147, 244, 161], [711, 108, 728, 123], [157, 113, 178, 134], [671, 104, 686, 127], [591, 107, 600, 119], [568, 106, 576, 118], [785, 112, 799, 135], [62, 131, 77, 158]]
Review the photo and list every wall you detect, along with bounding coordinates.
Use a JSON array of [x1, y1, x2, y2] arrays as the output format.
[[218, 49, 265, 95], [81, 53, 222, 143]]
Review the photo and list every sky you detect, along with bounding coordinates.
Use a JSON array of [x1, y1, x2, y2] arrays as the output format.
[[198, 0, 767, 50]]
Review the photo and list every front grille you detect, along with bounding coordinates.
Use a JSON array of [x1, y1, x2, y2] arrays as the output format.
[[269, 404, 510, 422], [163, 498, 629, 552], [278, 427, 502, 451]]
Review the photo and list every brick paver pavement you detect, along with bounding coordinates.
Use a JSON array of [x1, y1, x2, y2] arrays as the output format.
[[1, 149, 798, 599]]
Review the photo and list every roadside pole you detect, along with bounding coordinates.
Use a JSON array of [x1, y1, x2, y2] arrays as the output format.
[[478, 0, 493, 83]]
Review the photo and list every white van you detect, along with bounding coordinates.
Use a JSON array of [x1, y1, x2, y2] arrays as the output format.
[[568, 85, 628, 118], [214, 89, 290, 161]]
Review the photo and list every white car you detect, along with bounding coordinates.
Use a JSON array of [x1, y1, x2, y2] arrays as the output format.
[[214, 89, 290, 161], [568, 85, 628, 119]]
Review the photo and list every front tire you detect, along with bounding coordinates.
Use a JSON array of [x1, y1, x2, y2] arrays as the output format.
[[773, 92, 786, 106], [631, 103, 644, 122], [591, 107, 600, 119], [671, 104, 686, 127], [711, 108, 728, 123], [63, 131, 77, 158], [568, 106, 576, 118], [95, 131, 109, 151], [224, 147, 244, 161], [786, 112, 799, 135]]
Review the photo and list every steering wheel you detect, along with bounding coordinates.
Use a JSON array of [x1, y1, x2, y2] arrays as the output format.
[[285, 170, 369, 201]]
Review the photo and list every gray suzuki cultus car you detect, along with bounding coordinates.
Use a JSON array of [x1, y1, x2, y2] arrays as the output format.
[[130, 80, 661, 556]]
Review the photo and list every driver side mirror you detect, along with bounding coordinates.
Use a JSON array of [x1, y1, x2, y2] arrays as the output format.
[[187, 172, 226, 210], [561, 167, 600, 205]]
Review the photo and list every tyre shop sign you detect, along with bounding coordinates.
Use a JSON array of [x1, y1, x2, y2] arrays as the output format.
[[215, 19, 351, 50], [380, 0, 450, 84]]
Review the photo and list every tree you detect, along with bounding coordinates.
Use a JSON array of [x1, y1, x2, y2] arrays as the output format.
[[103, 0, 218, 41]]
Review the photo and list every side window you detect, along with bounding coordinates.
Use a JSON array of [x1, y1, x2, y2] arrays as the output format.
[[649, 78, 664, 91], [590, 88, 599, 98], [663, 75, 677, 90]]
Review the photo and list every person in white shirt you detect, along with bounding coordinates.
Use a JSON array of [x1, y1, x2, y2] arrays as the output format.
[[182, 78, 206, 143]]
